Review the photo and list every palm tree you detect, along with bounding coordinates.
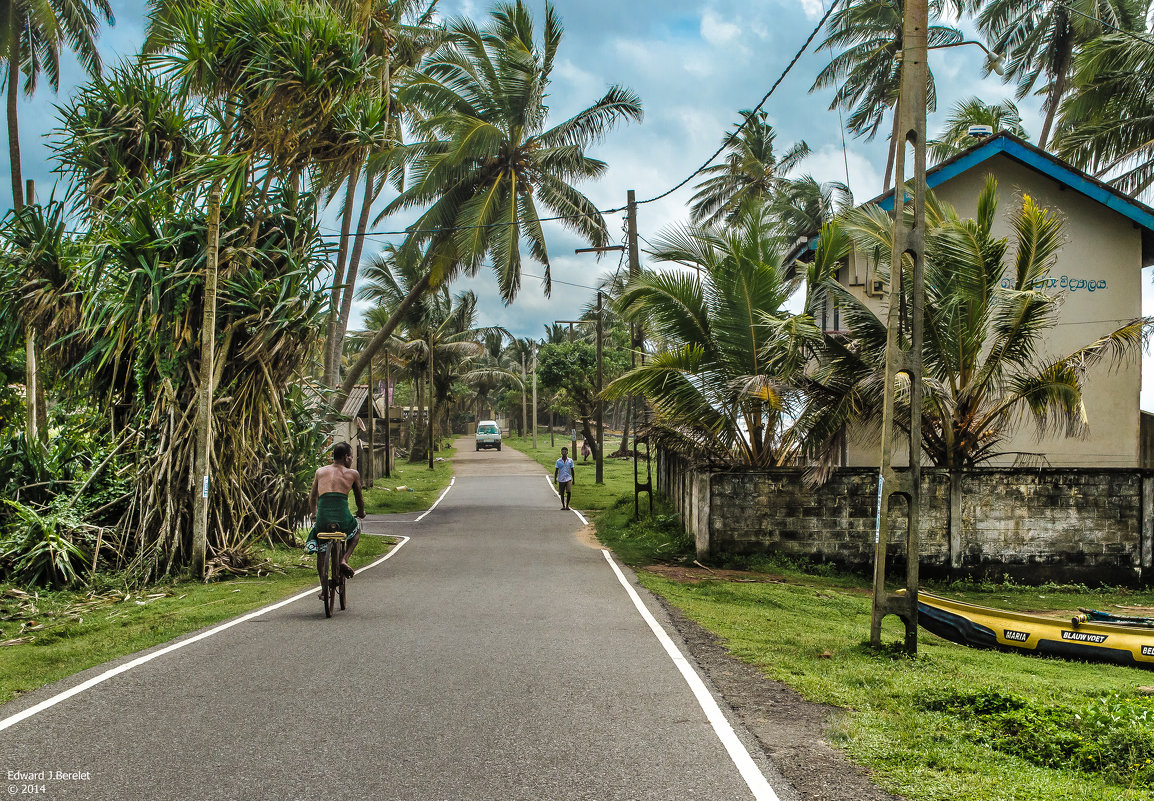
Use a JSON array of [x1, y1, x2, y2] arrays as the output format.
[[970, 0, 1142, 150], [797, 175, 1149, 473], [928, 97, 1029, 163], [340, 0, 642, 399], [1055, 32, 1154, 197], [769, 175, 853, 244], [319, 0, 443, 386], [2, 0, 114, 211], [605, 203, 824, 467], [688, 110, 810, 226], [811, 0, 962, 189]]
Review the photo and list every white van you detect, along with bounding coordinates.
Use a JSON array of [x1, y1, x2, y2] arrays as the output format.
[[475, 420, 502, 451]]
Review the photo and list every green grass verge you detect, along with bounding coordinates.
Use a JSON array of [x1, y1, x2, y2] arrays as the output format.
[[0, 535, 395, 706], [503, 434, 642, 516], [594, 494, 1154, 801], [361, 444, 456, 514]]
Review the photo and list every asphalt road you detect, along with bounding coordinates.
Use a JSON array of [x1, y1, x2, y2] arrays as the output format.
[[0, 442, 795, 801]]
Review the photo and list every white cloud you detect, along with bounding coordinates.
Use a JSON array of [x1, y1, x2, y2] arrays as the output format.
[[699, 9, 742, 48]]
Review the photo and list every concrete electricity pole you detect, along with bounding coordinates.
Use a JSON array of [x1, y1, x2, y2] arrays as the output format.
[[192, 183, 222, 579], [531, 343, 538, 449], [871, 0, 928, 654]]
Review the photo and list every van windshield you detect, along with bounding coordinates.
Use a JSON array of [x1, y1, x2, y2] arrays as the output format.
[[479, 425, 499, 434]]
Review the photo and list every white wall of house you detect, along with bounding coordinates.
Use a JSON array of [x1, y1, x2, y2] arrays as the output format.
[[843, 153, 1144, 469]]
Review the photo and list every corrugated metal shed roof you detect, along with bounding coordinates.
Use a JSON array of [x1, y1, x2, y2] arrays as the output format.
[[341, 385, 369, 418]]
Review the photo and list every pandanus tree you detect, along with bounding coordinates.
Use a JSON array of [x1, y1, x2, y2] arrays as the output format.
[[796, 176, 1150, 475], [40, 0, 363, 578], [339, 0, 643, 401], [605, 203, 824, 467]]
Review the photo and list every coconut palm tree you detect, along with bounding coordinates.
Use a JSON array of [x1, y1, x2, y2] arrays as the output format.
[[319, 0, 443, 386], [928, 97, 1029, 163], [1055, 32, 1154, 197], [769, 175, 853, 244], [340, 0, 642, 400], [2, 0, 114, 211], [604, 203, 826, 467], [688, 110, 810, 226], [970, 0, 1142, 150], [796, 175, 1149, 473], [811, 0, 962, 189]]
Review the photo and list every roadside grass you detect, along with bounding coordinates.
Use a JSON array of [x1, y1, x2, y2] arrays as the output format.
[[595, 494, 1154, 801], [503, 434, 641, 516], [361, 444, 455, 514], [0, 535, 395, 707]]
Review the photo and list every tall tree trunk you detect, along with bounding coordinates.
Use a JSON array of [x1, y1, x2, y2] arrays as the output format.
[[323, 169, 359, 384], [1037, 39, 1071, 151], [7, 23, 23, 212], [337, 271, 433, 404], [330, 169, 380, 382], [613, 397, 632, 456]]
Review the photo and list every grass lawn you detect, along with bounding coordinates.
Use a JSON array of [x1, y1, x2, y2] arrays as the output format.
[[594, 495, 1154, 801], [361, 443, 456, 514], [503, 433, 646, 517], [0, 535, 395, 707]]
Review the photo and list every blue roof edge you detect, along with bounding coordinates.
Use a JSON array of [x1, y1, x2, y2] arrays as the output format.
[[877, 134, 1154, 235]]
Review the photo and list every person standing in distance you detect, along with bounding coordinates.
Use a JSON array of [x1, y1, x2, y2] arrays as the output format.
[[554, 446, 575, 511]]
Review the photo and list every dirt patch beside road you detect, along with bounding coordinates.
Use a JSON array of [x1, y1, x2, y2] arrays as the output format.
[[648, 581, 903, 801]]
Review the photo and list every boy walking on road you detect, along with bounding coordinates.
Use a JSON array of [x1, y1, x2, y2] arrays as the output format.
[[554, 446, 575, 510]]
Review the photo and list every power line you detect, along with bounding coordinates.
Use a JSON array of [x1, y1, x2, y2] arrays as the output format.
[[615, 0, 842, 211], [319, 0, 842, 240]]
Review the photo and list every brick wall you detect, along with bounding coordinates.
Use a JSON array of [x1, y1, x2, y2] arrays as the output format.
[[656, 450, 1154, 585]]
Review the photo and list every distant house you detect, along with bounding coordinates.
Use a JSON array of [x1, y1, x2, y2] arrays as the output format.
[[791, 132, 1154, 468]]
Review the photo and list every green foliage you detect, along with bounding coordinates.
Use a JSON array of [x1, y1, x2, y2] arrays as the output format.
[[919, 688, 1154, 787], [592, 496, 693, 565], [1, 499, 92, 586]]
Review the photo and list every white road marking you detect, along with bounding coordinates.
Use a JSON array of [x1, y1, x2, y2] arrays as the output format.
[[543, 475, 588, 524], [415, 476, 455, 522], [0, 536, 412, 733], [601, 549, 782, 801]]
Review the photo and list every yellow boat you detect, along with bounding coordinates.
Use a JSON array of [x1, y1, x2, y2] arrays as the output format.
[[915, 591, 1154, 670]]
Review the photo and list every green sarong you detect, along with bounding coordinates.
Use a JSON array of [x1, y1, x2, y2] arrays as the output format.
[[306, 492, 360, 554]]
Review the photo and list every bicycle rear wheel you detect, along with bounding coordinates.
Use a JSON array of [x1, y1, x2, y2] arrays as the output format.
[[338, 544, 347, 611], [324, 542, 339, 617]]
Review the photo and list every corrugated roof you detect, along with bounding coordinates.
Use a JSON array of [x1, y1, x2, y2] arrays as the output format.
[[341, 385, 369, 418]]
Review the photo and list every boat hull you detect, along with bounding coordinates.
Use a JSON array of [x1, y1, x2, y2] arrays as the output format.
[[915, 591, 1154, 670]]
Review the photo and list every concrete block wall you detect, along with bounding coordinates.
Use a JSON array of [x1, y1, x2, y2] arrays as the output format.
[[656, 451, 1152, 585]]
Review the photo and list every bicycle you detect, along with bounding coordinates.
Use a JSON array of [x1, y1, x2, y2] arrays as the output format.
[[316, 529, 348, 618]]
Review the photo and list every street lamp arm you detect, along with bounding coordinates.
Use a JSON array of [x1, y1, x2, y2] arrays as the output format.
[[929, 39, 1005, 75]]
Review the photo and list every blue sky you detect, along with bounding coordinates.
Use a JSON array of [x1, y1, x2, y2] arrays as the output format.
[[8, 0, 1154, 408]]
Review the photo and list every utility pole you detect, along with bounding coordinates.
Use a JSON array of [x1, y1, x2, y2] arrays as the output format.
[[367, 354, 375, 488], [531, 343, 538, 449], [871, 0, 928, 654], [521, 352, 527, 439], [427, 333, 434, 470], [573, 240, 625, 479], [596, 291, 604, 484], [192, 183, 222, 579], [384, 353, 391, 478]]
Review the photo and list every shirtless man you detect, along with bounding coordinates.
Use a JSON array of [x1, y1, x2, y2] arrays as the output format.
[[307, 442, 366, 584]]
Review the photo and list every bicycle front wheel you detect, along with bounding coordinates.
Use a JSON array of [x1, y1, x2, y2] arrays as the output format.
[[324, 542, 339, 617]]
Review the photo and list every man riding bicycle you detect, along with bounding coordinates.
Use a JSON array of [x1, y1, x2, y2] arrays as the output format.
[[307, 442, 365, 587]]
